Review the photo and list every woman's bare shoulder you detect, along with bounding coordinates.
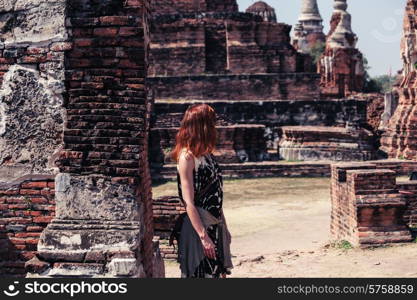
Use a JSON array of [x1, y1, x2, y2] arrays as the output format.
[[178, 148, 195, 167], [179, 148, 194, 160]]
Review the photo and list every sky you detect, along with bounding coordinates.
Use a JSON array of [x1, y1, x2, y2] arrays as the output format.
[[237, 0, 407, 77]]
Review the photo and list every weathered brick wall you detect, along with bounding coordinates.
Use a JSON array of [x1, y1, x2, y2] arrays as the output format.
[[153, 99, 368, 128], [151, 0, 238, 15], [150, 73, 320, 101], [397, 181, 417, 226], [148, 7, 317, 101], [319, 2, 365, 98], [149, 13, 313, 78], [331, 163, 413, 247], [379, 0, 417, 159], [150, 125, 268, 164], [0, 0, 166, 278], [319, 48, 365, 98], [226, 20, 298, 74], [152, 160, 417, 181], [0, 1, 66, 181], [363, 93, 385, 133], [0, 176, 55, 277], [0, 0, 164, 278], [38, 0, 159, 278], [152, 99, 368, 150], [279, 126, 375, 161], [149, 18, 206, 76], [153, 196, 185, 259], [59, 1, 150, 175], [0, 0, 66, 277]]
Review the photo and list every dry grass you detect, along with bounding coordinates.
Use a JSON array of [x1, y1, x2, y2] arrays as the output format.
[[152, 177, 330, 238]]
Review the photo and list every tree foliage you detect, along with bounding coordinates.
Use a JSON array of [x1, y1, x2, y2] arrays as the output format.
[[308, 42, 325, 65], [363, 56, 397, 93]]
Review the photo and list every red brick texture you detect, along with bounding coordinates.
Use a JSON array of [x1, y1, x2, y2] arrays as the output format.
[[53, 0, 155, 277], [150, 125, 267, 164], [152, 160, 417, 182], [279, 126, 375, 161], [0, 42, 70, 93], [0, 176, 55, 277], [379, 0, 417, 159], [331, 163, 413, 247], [319, 47, 365, 98], [151, 0, 238, 15], [148, 9, 318, 101], [153, 196, 186, 259]]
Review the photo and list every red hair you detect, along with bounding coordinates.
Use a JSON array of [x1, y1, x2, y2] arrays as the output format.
[[171, 104, 217, 162]]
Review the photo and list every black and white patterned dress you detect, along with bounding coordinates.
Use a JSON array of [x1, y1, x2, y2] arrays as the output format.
[[177, 150, 226, 278]]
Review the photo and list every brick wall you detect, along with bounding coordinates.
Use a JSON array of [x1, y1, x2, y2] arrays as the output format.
[[151, 0, 238, 15], [150, 125, 268, 164], [0, 176, 55, 277], [0, 39, 66, 181], [7, 0, 165, 278], [153, 99, 368, 128], [153, 196, 185, 259], [396, 181, 417, 227], [379, 0, 417, 160], [279, 126, 375, 161], [149, 12, 314, 79], [150, 73, 320, 101], [331, 163, 413, 247], [152, 99, 368, 151], [152, 160, 417, 181]]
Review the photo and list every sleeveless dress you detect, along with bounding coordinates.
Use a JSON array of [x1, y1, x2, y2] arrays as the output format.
[[177, 150, 226, 278]]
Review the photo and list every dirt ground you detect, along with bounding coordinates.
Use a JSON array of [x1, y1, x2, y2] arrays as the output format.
[[153, 177, 417, 278]]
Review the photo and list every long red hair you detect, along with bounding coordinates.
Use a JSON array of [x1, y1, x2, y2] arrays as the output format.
[[171, 104, 217, 161]]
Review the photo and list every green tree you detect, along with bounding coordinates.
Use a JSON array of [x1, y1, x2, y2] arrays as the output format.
[[308, 42, 325, 65], [373, 75, 398, 93], [363, 56, 397, 93]]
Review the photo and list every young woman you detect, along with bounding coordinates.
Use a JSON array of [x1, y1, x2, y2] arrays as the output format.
[[171, 104, 233, 278]]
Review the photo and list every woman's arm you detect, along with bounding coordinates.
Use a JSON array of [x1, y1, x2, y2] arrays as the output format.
[[178, 151, 216, 260]]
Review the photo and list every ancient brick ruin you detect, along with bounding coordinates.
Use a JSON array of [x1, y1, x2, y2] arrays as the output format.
[[380, 0, 417, 160], [149, 0, 373, 171], [319, 0, 365, 98], [330, 0, 417, 248], [1, 0, 417, 276], [292, 0, 326, 54], [0, 0, 164, 277], [331, 163, 414, 247], [245, 1, 276, 23], [148, 0, 317, 101]]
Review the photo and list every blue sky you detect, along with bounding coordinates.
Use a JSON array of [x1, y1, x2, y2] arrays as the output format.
[[237, 0, 407, 76]]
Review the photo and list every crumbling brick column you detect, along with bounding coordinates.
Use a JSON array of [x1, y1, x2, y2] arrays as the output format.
[[380, 0, 417, 159], [331, 163, 412, 247], [319, 0, 365, 98], [24, 0, 164, 278]]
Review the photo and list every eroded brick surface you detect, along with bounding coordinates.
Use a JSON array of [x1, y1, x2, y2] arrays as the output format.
[[331, 163, 413, 247]]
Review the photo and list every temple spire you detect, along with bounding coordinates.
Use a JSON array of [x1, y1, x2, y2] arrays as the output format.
[[333, 0, 348, 12], [298, 0, 323, 22], [292, 0, 325, 53], [328, 0, 357, 48]]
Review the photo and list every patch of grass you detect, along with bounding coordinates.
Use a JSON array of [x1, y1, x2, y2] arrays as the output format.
[[329, 240, 353, 250]]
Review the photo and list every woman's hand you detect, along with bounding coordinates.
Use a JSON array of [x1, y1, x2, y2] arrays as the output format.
[[200, 232, 216, 259]]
